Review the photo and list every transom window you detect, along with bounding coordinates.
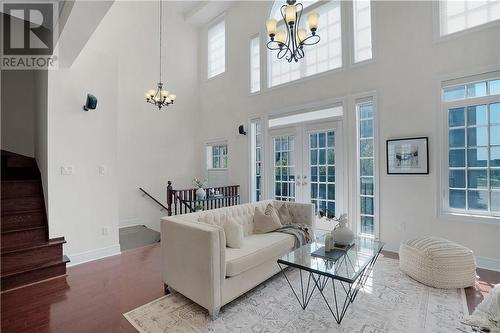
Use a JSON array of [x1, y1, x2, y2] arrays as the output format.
[[443, 77, 500, 216], [439, 0, 500, 36], [353, 0, 372, 63], [208, 18, 225, 78], [250, 35, 261, 93], [267, 0, 342, 87]]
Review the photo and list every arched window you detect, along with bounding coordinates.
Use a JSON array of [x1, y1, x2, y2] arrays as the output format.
[[267, 0, 342, 87]]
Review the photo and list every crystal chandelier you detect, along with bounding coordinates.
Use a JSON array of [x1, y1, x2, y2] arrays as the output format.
[[266, 0, 320, 63], [145, 0, 176, 110]]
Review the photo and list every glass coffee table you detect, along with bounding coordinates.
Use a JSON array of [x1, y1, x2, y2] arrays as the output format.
[[277, 237, 384, 324]]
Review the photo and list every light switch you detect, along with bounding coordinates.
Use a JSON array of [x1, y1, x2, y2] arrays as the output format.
[[61, 165, 74, 175], [99, 165, 106, 175]]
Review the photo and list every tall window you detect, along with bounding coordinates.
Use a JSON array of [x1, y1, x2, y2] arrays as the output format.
[[439, 0, 500, 36], [443, 77, 500, 216], [207, 143, 228, 169], [268, 0, 342, 87], [357, 101, 376, 235], [250, 36, 261, 93], [353, 0, 372, 63], [250, 120, 263, 201], [274, 135, 296, 201], [208, 18, 225, 78]]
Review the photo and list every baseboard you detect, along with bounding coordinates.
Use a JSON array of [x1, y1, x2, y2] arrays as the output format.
[[381, 241, 400, 253], [119, 218, 144, 229], [476, 256, 500, 272], [67, 244, 121, 267]]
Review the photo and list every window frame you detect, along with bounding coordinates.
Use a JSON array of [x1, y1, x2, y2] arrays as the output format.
[[266, 0, 344, 89], [249, 118, 264, 202], [207, 142, 228, 170], [352, 0, 373, 64], [207, 15, 226, 79], [440, 75, 500, 221], [354, 96, 379, 238], [433, 0, 500, 41], [249, 34, 261, 94]]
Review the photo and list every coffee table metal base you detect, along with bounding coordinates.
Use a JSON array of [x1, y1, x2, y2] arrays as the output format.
[[277, 252, 381, 324]]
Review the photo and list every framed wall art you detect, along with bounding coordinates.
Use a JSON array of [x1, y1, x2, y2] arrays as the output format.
[[386, 137, 429, 174]]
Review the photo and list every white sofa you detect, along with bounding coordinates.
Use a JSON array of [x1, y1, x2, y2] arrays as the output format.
[[160, 200, 314, 318]]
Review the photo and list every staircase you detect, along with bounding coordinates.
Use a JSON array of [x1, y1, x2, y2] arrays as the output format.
[[1, 150, 69, 292]]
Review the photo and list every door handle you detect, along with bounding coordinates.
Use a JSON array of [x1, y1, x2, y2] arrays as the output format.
[[302, 176, 308, 185]]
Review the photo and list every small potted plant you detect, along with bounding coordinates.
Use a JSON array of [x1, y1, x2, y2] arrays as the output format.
[[194, 204, 204, 212], [192, 178, 207, 200]]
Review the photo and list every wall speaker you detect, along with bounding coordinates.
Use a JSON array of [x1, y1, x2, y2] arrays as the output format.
[[83, 94, 97, 111], [238, 125, 247, 136]]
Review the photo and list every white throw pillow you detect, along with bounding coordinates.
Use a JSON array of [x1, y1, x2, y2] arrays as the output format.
[[278, 203, 293, 225], [253, 204, 283, 234], [223, 216, 244, 248]]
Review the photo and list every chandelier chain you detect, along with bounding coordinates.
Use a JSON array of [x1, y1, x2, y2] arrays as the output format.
[[144, 0, 176, 109], [159, 0, 162, 83]]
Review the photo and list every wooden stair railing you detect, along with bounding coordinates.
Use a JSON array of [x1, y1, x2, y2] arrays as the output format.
[[1, 150, 70, 292], [167, 181, 240, 216], [139, 187, 169, 212]]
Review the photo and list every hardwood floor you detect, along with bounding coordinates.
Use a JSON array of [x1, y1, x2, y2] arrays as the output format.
[[1, 245, 499, 333]]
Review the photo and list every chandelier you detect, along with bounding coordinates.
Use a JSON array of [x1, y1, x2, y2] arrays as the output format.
[[266, 0, 320, 63], [145, 0, 176, 110]]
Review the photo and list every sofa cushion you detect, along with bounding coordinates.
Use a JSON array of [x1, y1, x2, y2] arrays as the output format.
[[225, 232, 294, 277]]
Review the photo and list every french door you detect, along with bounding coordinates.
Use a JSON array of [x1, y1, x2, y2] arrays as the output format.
[[269, 121, 344, 219]]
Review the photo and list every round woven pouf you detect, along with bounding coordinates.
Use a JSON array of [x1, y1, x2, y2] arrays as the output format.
[[399, 236, 477, 289]]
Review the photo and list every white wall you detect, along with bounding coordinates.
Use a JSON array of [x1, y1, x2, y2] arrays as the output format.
[[114, 1, 201, 232], [197, 1, 500, 263], [46, 1, 201, 261], [34, 69, 49, 206], [1, 70, 36, 157], [47, 25, 120, 259]]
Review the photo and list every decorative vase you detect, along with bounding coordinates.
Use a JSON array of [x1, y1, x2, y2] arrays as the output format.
[[196, 188, 206, 200], [324, 234, 334, 252], [331, 214, 354, 246]]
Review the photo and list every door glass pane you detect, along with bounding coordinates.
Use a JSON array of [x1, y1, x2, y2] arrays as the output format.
[[309, 130, 335, 217], [273, 136, 295, 201], [360, 216, 374, 234]]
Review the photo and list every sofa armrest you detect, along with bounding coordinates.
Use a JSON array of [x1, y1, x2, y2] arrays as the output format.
[[161, 216, 225, 313]]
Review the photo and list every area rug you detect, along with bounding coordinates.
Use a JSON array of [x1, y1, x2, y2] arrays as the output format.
[[124, 255, 471, 333]]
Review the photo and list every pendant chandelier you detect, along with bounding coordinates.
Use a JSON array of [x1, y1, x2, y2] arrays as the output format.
[[266, 0, 320, 63], [145, 0, 176, 110]]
